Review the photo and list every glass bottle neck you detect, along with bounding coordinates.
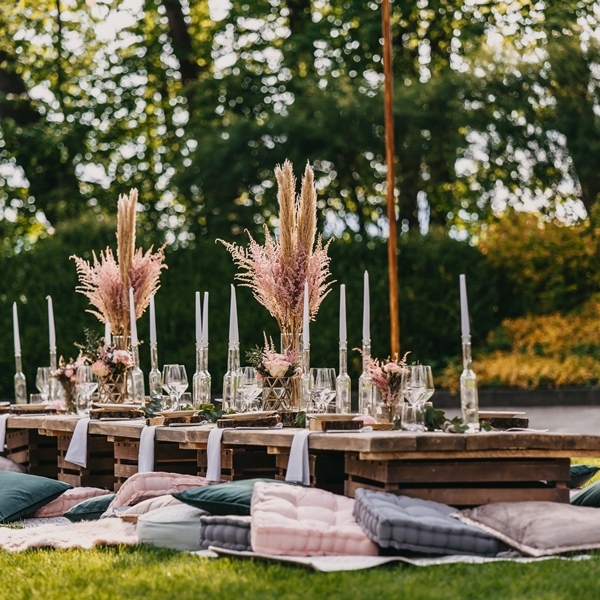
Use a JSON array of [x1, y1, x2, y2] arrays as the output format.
[[462, 336, 473, 371], [131, 345, 140, 369], [339, 341, 348, 375], [361, 340, 371, 372], [227, 344, 240, 372], [301, 343, 310, 375], [15, 354, 23, 373], [150, 344, 158, 371]]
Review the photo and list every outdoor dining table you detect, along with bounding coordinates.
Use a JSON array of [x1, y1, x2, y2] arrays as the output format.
[[4, 414, 600, 506]]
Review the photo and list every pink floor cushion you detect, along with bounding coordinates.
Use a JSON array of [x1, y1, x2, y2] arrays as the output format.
[[34, 487, 112, 518], [251, 482, 378, 556], [109, 472, 211, 509]]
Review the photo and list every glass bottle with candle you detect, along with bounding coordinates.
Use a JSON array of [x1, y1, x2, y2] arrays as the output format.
[[222, 343, 241, 411], [149, 344, 162, 398], [14, 355, 27, 404], [336, 341, 351, 414], [358, 340, 373, 415], [128, 344, 146, 406], [460, 335, 480, 432]]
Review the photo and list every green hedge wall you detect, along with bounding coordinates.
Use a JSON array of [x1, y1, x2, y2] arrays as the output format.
[[0, 219, 507, 400]]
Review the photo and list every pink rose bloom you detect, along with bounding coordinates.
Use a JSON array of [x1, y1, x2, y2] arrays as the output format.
[[114, 350, 133, 367], [64, 367, 75, 379], [383, 362, 401, 374], [267, 356, 291, 378], [92, 360, 110, 377]]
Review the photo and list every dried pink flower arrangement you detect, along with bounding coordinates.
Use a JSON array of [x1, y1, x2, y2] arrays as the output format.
[[360, 352, 409, 408], [219, 161, 333, 345], [71, 189, 167, 337]]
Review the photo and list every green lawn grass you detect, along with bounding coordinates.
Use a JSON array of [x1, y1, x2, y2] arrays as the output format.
[[1, 546, 600, 600]]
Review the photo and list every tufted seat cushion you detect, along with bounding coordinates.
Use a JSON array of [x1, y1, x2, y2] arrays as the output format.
[[353, 489, 501, 556], [108, 472, 211, 510], [199, 515, 252, 552], [251, 482, 378, 556]]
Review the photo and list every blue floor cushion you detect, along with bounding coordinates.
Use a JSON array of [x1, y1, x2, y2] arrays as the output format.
[[353, 489, 501, 556], [199, 515, 252, 552]]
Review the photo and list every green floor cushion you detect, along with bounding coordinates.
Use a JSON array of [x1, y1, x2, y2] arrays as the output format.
[[571, 479, 600, 507], [174, 478, 291, 516], [64, 493, 116, 522], [0, 472, 72, 523], [569, 465, 600, 489]]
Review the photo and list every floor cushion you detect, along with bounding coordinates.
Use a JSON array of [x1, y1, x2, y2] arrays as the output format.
[[64, 494, 116, 522], [456, 501, 600, 557], [0, 471, 72, 523], [0, 457, 26, 473], [199, 515, 252, 552], [115, 495, 183, 522], [34, 487, 112, 518], [569, 465, 600, 489], [353, 489, 501, 556], [250, 482, 378, 556], [108, 472, 211, 509], [137, 503, 208, 551], [174, 478, 289, 516], [571, 479, 600, 507]]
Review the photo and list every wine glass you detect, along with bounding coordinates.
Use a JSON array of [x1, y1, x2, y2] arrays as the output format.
[[36, 367, 52, 403], [163, 364, 188, 410], [162, 364, 179, 410], [401, 366, 427, 407], [236, 367, 261, 412], [421, 365, 435, 403], [75, 365, 97, 416], [310, 368, 334, 413]]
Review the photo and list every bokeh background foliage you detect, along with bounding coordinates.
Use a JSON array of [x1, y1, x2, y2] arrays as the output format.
[[2, 1, 600, 397]]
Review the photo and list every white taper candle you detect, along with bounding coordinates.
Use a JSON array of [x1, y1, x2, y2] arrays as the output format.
[[195, 291, 201, 346], [459, 274, 470, 338], [362, 271, 370, 341], [13, 302, 21, 355], [46, 295, 56, 352], [104, 320, 111, 345], [149, 294, 157, 346], [229, 285, 239, 345], [129, 287, 138, 346], [339, 284, 347, 344], [202, 292, 209, 345]]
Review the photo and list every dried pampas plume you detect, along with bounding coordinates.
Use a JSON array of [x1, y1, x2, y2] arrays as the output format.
[[72, 188, 167, 338], [219, 161, 333, 344]]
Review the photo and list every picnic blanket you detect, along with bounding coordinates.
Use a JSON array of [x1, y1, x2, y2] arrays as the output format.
[[0, 518, 137, 551]]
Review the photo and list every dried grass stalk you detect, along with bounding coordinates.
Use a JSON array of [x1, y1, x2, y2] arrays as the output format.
[[220, 161, 333, 341], [72, 188, 167, 337]]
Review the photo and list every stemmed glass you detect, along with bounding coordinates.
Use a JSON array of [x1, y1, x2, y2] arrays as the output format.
[[236, 367, 262, 412], [401, 366, 427, 431], [75, 365, 97, 416], [309, 368, 335, 413], [421, 365, 435, 403], [36, 367, 52, 403], [163, 365, 189, 411]]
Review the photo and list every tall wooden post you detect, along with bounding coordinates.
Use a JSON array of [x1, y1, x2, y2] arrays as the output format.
[[381, 0, 400, 356]]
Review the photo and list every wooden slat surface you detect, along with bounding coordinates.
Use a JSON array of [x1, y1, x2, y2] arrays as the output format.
[[344, 480, 570, 505]]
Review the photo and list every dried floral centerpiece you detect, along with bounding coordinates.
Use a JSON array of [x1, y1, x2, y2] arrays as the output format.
[[247, 337, 301, 411], [54, 356, 86, 413], [361, 353, 408, 423], [220, 161, 333, 354], [71, 189, 167, 403]]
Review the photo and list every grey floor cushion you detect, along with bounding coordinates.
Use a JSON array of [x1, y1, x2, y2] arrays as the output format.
[[353, 489, 501, 556], [199, 515, 252, 552], [137, 503, 208, 551]]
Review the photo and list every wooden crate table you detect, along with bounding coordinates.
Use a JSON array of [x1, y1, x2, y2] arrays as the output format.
[[159, 426, 280, 482], [337, 430, 600, 506], [2, 415, 59, 478], [90, 421, 197, 491]]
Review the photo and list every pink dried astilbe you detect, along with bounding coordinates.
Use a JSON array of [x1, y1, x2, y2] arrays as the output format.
[[71, 247, 167, 336], [362, 353, 409, 408], [219, 161, 333, 339]]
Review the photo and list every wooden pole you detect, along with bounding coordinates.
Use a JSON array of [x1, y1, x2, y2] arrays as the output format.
[[381, 0, 400, 356]]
